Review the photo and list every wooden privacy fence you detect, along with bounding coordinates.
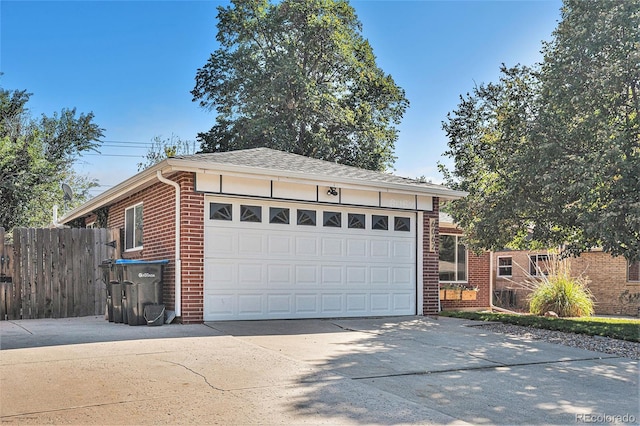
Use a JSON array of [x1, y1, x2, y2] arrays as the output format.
[[0, 227, 120, 320], [0, 228, 11, 284]]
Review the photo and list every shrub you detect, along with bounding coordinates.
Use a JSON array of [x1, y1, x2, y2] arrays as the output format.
[[528, 260, 594, 317]]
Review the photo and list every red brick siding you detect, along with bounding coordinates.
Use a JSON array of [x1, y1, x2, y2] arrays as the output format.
[[106, 172, 205, 323], [422, 198, 440, 315], [177, 173, 204, 323], [438, 225, 491, 311]]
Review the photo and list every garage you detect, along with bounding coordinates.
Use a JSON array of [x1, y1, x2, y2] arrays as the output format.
[[204, 196, 417, 320]]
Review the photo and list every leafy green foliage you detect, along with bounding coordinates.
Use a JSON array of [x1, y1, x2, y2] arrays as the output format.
[[528, 272, 594, 318], [0, 84, 103, 230], [439, 311, 640, 342], [441, 0, 640, 261], [192, 0, 408, 171], [137, 135, 197, 171]]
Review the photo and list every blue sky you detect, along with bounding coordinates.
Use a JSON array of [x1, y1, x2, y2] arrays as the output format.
[[1, 0, 562, 196]]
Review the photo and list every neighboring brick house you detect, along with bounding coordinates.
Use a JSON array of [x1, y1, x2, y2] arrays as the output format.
[[61, 148, 466, 323], [493, 249, 640, 316]]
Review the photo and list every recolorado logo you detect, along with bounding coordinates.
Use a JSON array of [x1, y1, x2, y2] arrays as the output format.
[[138, 272, 156, 278]]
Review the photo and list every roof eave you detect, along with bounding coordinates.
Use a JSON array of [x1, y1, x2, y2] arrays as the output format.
[[61, 158, 466, 224]]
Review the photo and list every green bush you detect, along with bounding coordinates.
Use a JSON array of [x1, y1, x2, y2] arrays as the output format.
[[529, 267, 594, 317]]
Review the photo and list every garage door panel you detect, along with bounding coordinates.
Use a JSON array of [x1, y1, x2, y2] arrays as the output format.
[[346, 293, 367, 312], [321, 294, 344, 313], [239, 234, 263, 255], [346, 266, 367, 285], [268, 235, 292, 255], [267, 264, 292, 285], [206, 231, 236, 257], [204, 197, 417, 320], [295, 294, 319, 313], [295, 265, 318, 284], [393, 293, 413, 310], [207, 294, 235, 317], [321, 238, 343, 256], [267, 294, 292, 314], [371, 267, 390, 284], [321, 266, 343, 285], [238, 294, 262, 315], [371, 293, 391, 311], [370, 240, 390, 257], [295, 237, 318, 256]]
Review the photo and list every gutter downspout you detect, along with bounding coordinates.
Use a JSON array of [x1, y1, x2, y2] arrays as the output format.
[[156, 171, 181, 317]]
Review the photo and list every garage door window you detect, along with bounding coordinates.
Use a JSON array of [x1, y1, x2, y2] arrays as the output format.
[[394, 217, 410, 232], [241, 205, 262, 222], [297, 209, 316, 226], [323, 211, 342, 227], [270, 207, 290, 224], [348, 213, 365, 229], [211, 203, 232, 221], [372, 215, 388, 230]]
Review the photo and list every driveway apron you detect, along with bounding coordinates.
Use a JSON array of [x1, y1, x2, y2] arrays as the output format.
[[1, 316, 637, 425]]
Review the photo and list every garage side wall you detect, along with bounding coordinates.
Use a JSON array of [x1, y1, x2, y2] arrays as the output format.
[[422, 198, 440, 314], [177, 173, 205, 323]]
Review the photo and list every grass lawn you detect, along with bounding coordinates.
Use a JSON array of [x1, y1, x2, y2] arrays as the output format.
[[439, 311, 640, 342]]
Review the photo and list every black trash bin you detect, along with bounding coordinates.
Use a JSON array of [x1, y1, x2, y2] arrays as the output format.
[[99, 260, 118, 322], [115, 259, 168, 326], [111, 281, 124, 323]]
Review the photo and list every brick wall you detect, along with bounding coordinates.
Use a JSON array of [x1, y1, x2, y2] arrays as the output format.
[[493, 250, 640, 316], [106, 172, 205, 323], [176, 173, 204, 323], [438, 225, 491, 311], [422, 198, 440, 315], [570, 252, 640, 316]]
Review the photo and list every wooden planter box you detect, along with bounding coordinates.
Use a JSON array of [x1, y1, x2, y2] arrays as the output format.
[[461, 290, 477, 301], [444, 289, 461, 300]]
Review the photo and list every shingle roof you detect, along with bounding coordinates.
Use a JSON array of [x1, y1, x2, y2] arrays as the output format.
[[176, 147, 447, 191]]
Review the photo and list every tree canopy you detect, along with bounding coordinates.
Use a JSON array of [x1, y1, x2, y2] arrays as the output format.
[[137, 135, 197, 171], [0, 85, 103, 230], [441, 0, 640, 261], [192, 0, 408, 171]]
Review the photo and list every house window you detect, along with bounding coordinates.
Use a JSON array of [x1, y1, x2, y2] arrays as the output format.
[[210, 203, 232, 221], [297, 209, 316, 226], [347, 213, 365, 229], [498, 257, 513, 277], [323, 211, 342, 227], [269, 207, 290, 224], [439, 234, 467, 282], [529, 254, 550, 276], [372, 215, 388, 230], [240, 205, 261, 223], [394, 217, 410, 232], [124, 203, 143, 251], [628, 261, 640, 282]]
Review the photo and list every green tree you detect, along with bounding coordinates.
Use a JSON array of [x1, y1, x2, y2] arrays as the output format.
[[192, 0, 408, 171], [137, 135, 198, 171], [0, 85, 103, 230], [441, 0, 640, 261]]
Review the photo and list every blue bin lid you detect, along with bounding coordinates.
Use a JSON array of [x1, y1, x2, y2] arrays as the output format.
[[114, 259, 169, 265]]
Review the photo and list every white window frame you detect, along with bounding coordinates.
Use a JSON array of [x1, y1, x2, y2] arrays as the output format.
[[497, 256, 513, 277], [124, 202, 143, 251], [529, 254, 549, 276], [439, 234, 468, 283]]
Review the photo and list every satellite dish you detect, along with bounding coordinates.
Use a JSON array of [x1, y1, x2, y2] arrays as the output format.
[[62, 183, 74, 202]]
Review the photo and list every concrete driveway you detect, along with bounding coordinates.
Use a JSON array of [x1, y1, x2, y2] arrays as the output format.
[[1, 316, 637, 425]]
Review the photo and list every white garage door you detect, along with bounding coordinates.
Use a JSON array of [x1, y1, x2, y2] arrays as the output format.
[[203, 196, 417, 321]]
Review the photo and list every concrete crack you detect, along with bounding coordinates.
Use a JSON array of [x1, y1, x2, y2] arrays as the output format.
[[165, 360, 225, 392], [352, 355, 621, 380]]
